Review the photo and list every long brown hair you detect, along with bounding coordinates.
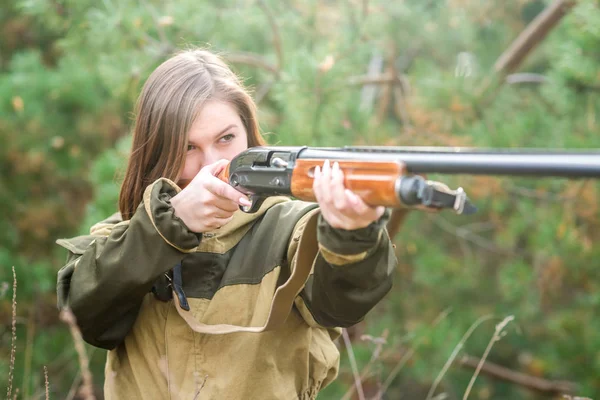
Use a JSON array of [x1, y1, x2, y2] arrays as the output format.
[[119, 49, 266, 220]]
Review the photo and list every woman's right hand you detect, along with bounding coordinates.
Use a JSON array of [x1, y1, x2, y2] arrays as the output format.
[[171, 159, 252, 233]]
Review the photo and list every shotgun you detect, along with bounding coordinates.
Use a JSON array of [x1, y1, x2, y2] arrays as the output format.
[[218, 146, 600, 214]]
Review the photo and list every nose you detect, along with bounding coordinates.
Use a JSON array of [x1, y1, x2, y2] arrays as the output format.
[[202, 148, 221, 167]]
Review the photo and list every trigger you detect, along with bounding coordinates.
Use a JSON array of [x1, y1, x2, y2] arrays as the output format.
[[239, 195, 266, 213]]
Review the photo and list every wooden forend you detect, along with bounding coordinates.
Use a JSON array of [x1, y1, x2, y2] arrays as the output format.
[[291, 159, 405, 207]]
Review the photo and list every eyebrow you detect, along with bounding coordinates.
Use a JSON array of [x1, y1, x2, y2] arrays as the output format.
[[188, 124, 238, 146], [214, 124, 237, 139]]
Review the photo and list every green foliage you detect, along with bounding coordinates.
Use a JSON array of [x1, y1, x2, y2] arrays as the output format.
[[1, 0, 600, 398]]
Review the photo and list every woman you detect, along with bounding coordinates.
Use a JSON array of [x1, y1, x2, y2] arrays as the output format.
[[56, 48, 397, 399]]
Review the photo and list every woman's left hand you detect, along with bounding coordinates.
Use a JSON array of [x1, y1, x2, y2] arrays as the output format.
[[313, 160, 385, 230]]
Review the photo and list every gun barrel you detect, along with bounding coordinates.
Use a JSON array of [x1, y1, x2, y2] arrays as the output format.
[[298, 147, 600, 178]]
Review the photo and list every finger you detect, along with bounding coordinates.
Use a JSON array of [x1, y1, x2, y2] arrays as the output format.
[[201, 205, 236, 219], [331, 162, 348, 210], [319, 160, 332, 204], [313, 165, 322, 180], [205, 176, 252, 207], [312, 165, 322, 202], [205, 215, 235, 230], [359, 204, 386, 222], [207, 193, 244, 213], [203, 159, 230, 176], [345, 189, 369, 215], [346, 190, 385, 220]]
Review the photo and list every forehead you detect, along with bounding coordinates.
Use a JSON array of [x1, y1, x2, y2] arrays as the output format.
[[188, 100, 242, 142]]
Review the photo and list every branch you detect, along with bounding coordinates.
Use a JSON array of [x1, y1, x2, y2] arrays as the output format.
[[362, 0, 370, 19], [494, 0, 575, 75], [393, 81, 412, 127], [60, 309, 96, 400], [389, 45, 412, 127], [570, 82, 600, 92], [359, 51, 384, 111], [386, 208, 412, 241], [223, 52, 280, 75], [229, 1, 284, 106], [347, 73, 400, 86], [477, 0, 576, 100], [505, 73, 549, 85], [458, 355, 578, 396], [258, 0, 284, 70], [505, 180, 589, 202], [429, 214, 519, 256]]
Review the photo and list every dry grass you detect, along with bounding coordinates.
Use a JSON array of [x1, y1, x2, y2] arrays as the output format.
[[462, 315, 514, 399], [337, 311, 585, 400], [44, 366, 49, 400], [4, 267, 97, 400], [7, 266, 17, 399], [426, 314, 496, 400]]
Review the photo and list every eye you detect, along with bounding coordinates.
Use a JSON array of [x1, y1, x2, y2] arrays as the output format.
[[187, 144, 196, 151], [219, 133, 235, 143]]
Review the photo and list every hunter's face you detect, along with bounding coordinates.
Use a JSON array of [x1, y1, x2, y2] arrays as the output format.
[[179, 100, 248, 184]]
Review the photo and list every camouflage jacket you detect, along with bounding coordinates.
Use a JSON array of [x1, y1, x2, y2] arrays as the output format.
[[56, 178, 397, 400]]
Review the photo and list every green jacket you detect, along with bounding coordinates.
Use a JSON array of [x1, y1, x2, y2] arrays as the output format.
[[56, 178, 397, 400]]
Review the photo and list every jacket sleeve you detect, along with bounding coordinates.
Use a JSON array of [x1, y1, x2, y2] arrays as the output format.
[[55, 178, 201, 350], [290, 209, 397, 328]]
